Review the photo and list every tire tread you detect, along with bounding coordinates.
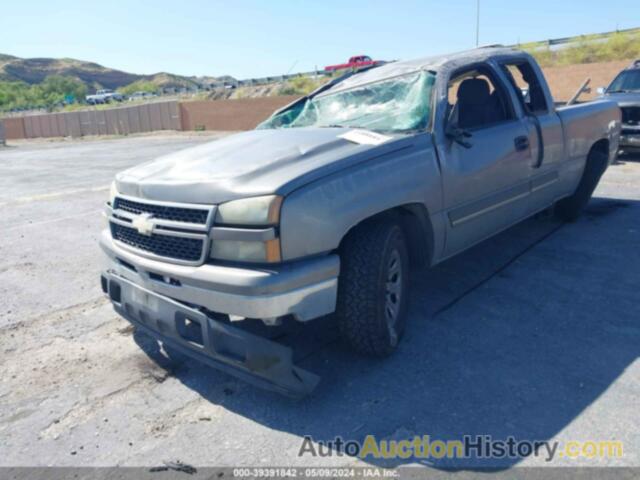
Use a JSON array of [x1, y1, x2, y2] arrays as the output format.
[[336, 219, 407, 357]]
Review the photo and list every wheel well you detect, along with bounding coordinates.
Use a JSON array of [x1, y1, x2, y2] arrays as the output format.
[[339, 204, 434, 269], [584, 138, 610, 175], [591, 138, 609, 157]]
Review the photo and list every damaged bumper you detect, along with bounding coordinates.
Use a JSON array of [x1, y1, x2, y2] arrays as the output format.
[[99, 230, 339, 322], [100, 229, 340, 397], [620, 126, 640, 150], [101, 273, 320, 397]]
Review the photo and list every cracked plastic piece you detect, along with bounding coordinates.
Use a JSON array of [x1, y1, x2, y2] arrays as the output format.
[[103, 273, 320, 398]]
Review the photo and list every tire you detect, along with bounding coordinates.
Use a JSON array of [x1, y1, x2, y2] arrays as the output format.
[[336, 219, 410, 357], [555, 148, 609, 222]]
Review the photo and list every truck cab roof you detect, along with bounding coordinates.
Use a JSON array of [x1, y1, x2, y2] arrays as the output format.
[[325, 46, 528, 95], [626, 59, 640, 69]]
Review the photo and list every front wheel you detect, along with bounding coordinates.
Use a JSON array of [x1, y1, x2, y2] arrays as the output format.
[[335, 219, 410, 357]]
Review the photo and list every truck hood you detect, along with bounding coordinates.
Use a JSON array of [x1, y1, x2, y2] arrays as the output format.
[[116, 127, 411, 204], [601, 92, 640, 107]]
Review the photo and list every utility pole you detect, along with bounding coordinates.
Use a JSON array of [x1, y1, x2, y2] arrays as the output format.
[[475, 0, 480, 47]]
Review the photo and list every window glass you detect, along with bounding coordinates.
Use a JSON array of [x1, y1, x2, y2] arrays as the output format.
[[607, 70, 640, 93], [501, 62, 548, 113], [447, 67, 513, 130], [259, 71, 436, 133]]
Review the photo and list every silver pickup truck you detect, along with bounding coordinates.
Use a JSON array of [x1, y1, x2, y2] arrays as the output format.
[[100, 47, 620, 397]]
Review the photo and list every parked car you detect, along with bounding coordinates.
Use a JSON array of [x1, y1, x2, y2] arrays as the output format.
[[101, 47, 620, 397], [127, 91, 158, 102], [324, 55, 382, 72], [86, 89, 124, 105], [597, 59, 640, 154]]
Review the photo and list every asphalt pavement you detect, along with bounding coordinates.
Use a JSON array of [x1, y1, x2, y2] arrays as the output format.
[[0, 134, 638, 470]]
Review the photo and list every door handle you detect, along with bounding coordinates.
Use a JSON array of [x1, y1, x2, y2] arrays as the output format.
[[514, 136, 530, 151]]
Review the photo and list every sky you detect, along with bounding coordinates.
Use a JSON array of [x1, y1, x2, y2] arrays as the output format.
[[1, 0, 639, 80]]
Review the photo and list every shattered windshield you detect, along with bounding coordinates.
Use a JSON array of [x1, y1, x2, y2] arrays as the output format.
[[259, 71, 435, 133], [607, 70, 640, 92]]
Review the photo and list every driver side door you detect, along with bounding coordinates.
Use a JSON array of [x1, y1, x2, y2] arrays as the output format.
[[436, 63, 533, 257]]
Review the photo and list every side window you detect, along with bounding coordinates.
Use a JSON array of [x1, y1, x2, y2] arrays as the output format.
[[447, 66, 514, 130], [501, 62, 548, 114]]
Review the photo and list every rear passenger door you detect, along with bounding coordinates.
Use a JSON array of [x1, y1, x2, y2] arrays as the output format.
[[434, 63, 534, 257]]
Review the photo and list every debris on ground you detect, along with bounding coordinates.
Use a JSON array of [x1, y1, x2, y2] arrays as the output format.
[[149, 460, 197, 475]]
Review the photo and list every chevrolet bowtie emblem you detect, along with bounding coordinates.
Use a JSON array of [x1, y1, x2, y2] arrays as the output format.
[[132, 213, 155, 236]]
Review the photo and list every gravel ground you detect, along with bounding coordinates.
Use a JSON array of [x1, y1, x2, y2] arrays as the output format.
[[0, 135, 638, 471]]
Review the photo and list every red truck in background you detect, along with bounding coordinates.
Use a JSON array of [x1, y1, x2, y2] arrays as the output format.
[[324, 55, 382, 72]]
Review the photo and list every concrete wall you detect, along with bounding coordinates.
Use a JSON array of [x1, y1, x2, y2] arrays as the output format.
[[1, 101, 180, 140], [0, 97, 296, 139], [2, 117, 27, 140], [179, 96, 299, 131]]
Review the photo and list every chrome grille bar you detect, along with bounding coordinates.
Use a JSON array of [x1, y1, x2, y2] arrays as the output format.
[[107, 196, 216, 266]]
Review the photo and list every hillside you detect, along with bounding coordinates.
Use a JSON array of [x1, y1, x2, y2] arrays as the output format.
[[0, 54, 232, 91], [0, 53, 18, 62]]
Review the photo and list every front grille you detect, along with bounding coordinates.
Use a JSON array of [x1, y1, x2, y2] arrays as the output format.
[[621, 107, 640, 126], [114, 197, 210, 225], [111, 223, 205, 262]]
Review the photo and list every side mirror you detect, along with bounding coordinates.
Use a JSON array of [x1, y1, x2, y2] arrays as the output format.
[[597, 87, 606, 95], [446, 126, 473, 149]]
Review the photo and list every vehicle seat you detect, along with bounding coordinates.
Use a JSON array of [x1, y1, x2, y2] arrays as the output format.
[[457, 78, 503, 129], [486, 91, 506, 124]]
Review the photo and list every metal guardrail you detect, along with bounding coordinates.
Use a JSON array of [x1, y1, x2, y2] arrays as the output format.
[[203, 70, 332, 89], [514, 26, 640, 49]]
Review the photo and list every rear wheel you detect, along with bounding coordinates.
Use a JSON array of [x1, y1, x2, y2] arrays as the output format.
[[335, 219, 410, 357], [555, 148, 609, 222]]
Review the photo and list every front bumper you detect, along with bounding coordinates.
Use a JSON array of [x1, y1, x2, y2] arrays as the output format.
[[100, 229, 339, 396], [620, 127, 640, 150], [101, 273, 320, 397], [99, 229, 339, 322]]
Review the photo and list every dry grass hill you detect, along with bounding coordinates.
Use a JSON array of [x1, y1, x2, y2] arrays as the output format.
[[0, 54, 231, 91]]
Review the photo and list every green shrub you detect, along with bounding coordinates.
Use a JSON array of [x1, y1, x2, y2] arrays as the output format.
[[602, 32, 640, 61], [523, 31, 640, 67], [0, 75, 87, 111], [278, 76, 329, 96], [117, 80, 158, 96]]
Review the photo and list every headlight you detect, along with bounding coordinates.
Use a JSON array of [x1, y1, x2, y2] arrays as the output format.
[[211, 195, 283, 263], [109, 181, 118, 206], [210, 238, 280, 263], [215, 195, 282, 226]]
